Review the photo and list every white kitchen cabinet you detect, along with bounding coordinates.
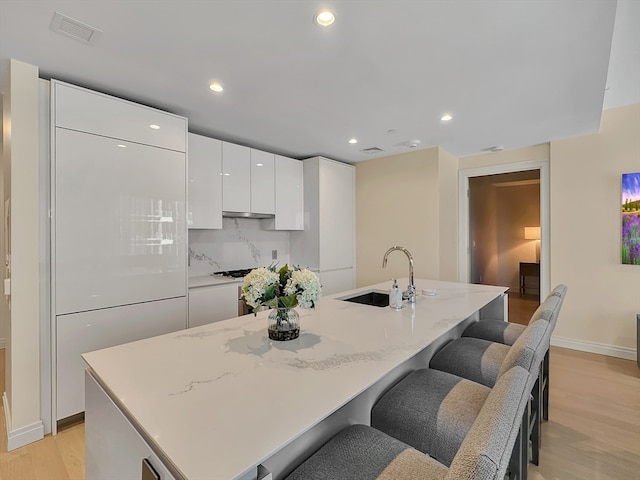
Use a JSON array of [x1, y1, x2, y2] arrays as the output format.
[[55, 128, 187, 315], [54, 81, 186, 152], [188, 282, 241, 328], [222, 142, 251, 213], [188, 133, 223, 229], [290, 157, 355, 291], [52, 79, 188, 425], [319, 268, 355, 296], [319, 159, 355, 271], [57, 297, 187, 420], [262, 155, 304, 231], [85, 371, 178, 480], [250, 149, 275, 215]]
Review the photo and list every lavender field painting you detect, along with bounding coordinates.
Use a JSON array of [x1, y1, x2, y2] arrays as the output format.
[[622, 172, 640, 265]]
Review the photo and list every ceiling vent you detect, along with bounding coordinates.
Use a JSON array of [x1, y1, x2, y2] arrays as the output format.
[[360, 147, 384, 154], [50, 12, 102, 45]]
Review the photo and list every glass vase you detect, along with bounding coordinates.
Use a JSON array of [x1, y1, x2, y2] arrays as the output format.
[[268, 307, 300, 341]]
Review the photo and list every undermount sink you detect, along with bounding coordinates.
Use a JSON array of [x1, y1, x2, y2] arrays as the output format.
[[339, 290, 389, 308]]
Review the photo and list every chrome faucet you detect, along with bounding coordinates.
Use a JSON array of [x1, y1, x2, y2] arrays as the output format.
[[382, 246, 416, 303]]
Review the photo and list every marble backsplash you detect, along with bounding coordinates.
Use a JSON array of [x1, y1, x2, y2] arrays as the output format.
[[188, 217, 291, 276]]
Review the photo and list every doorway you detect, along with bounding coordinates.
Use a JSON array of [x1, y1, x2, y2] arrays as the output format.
[[458, 160, 550, 325]]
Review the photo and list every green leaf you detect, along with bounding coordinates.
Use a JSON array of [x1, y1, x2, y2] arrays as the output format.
[[263, 284, 277, 301], [279, 294, 298, 308]]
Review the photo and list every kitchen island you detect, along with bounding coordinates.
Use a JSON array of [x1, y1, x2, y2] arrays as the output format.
[[82, 279, 507, 480]]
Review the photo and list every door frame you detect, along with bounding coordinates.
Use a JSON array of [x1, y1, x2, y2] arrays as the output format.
[[458, 159, 550, 298]]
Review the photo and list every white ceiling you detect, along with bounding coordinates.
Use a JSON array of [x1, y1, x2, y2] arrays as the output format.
[[0, 0, 638, 163]]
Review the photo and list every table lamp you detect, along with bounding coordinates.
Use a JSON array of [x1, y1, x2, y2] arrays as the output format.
[[524, 226, 541, 263]]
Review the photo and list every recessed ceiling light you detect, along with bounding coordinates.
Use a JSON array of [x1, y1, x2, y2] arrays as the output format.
[[440, 114, 453, 122], [149, 124, 160, 129], [314, 9, 336, 26], [348, 138, 358, 144], [256, 163, 264, 167], [117, 144, 126, 148], [209, 82, 223, 93]]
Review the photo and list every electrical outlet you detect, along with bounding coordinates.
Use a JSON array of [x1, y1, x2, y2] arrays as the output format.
[[272, 249, 277, 260]]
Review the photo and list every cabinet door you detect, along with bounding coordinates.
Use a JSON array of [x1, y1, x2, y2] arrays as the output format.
[[188, 134, 222, 229], [222, 142, 251, 212], [273, 155, 304, 230], [54, 80, 186, 152], [86, 372, 177, 480], [250, 149, 275, 214], [188, 283, 240, 328], [55, 128, 186, 315], [319, 160, 355, 271], [57, 297, 187, 420], [319, 268, 355, 296]]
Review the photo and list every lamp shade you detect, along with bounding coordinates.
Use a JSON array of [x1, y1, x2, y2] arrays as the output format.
[[524, 226, 541, 240]]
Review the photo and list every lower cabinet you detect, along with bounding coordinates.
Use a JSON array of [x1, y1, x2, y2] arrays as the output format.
[[188, 282, 241, 328], [56, 297, 187, 421], [85, 371, 177, 480]]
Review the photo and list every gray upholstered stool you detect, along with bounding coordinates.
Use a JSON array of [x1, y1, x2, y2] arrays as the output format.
[[286, 366, 531, 480], [427, 317, 550, 466], [371, 318, 548, 473], [462, 284, 567, 421]]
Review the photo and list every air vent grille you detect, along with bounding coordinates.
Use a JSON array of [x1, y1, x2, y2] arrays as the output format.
[[361, 147, 383, 154], [50, 12, 102, 45]]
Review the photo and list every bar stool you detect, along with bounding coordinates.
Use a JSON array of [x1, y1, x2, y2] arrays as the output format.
[[462, 284, 567, 420], [285, 366, 531, 480], [371, 318, 549, 472]]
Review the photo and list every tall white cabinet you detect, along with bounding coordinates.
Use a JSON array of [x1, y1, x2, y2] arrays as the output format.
[[290, 157, 355, 294], [188, 133, 222, 229], [52, 81, 188, 423]]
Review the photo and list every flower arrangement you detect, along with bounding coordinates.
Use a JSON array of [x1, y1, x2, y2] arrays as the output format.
[[241, 264, 322, 311]]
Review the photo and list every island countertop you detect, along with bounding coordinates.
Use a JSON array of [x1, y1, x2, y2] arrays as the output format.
[[82, 279, 507, 480]]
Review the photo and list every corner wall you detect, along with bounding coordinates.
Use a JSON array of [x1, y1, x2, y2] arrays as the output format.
[[355, 147, 458, 286], [550, 104, 640, 356], [461, 104, 640, 358]]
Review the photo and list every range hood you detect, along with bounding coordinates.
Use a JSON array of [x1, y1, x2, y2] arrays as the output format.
[[222, 211, 275, 219]]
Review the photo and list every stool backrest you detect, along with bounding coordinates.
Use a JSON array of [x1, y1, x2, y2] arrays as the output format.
[[547, 284, 567, 331], [446, 366, 530, 480], [498, 318, 550, 381]]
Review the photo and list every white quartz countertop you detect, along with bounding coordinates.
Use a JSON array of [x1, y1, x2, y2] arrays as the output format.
[[83, 279, 506, 480], [188, 275, 243, 288]]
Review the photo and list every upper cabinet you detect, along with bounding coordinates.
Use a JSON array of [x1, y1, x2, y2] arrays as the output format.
[[262, 155, 304, 231], [185, 134, 302, 229], [250, 149, 275, 215], [54, 81, 186, 152], [222, 142, 251, 213], [188, 133, 222, 229]]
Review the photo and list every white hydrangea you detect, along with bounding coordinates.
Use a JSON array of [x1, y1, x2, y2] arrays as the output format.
[[242, 267, 279, 309], [285, 269, 322, 309]]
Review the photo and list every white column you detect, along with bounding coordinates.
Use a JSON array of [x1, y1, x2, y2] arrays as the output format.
[[2, 58, 44, 450]]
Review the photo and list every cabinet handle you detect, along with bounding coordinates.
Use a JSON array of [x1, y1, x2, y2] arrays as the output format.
[[142, 458, 160, 480]]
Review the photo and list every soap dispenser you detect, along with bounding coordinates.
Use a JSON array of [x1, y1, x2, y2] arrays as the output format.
[[389, 279, 403, 310]]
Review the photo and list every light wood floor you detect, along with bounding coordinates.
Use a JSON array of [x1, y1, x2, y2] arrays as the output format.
[[1, 344, 639, 479]]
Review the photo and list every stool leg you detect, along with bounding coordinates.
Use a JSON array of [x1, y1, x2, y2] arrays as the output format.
[[521, 406, 529, 480], [530, 377, 540, 466], [509, 410, 528, 480], [543, 349, 550, 421]]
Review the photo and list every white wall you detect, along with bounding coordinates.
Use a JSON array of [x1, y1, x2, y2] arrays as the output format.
[[549, 104, 640, 357], [461, 105, 640, 358], [2, 59, 44, 449]]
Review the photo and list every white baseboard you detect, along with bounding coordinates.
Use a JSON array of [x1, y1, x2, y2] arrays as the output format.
[[3, 392, 45, 451], [551, 335, 637, 361]]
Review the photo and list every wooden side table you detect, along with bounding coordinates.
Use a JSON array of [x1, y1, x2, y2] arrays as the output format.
[[519, 262, 540, 297]]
